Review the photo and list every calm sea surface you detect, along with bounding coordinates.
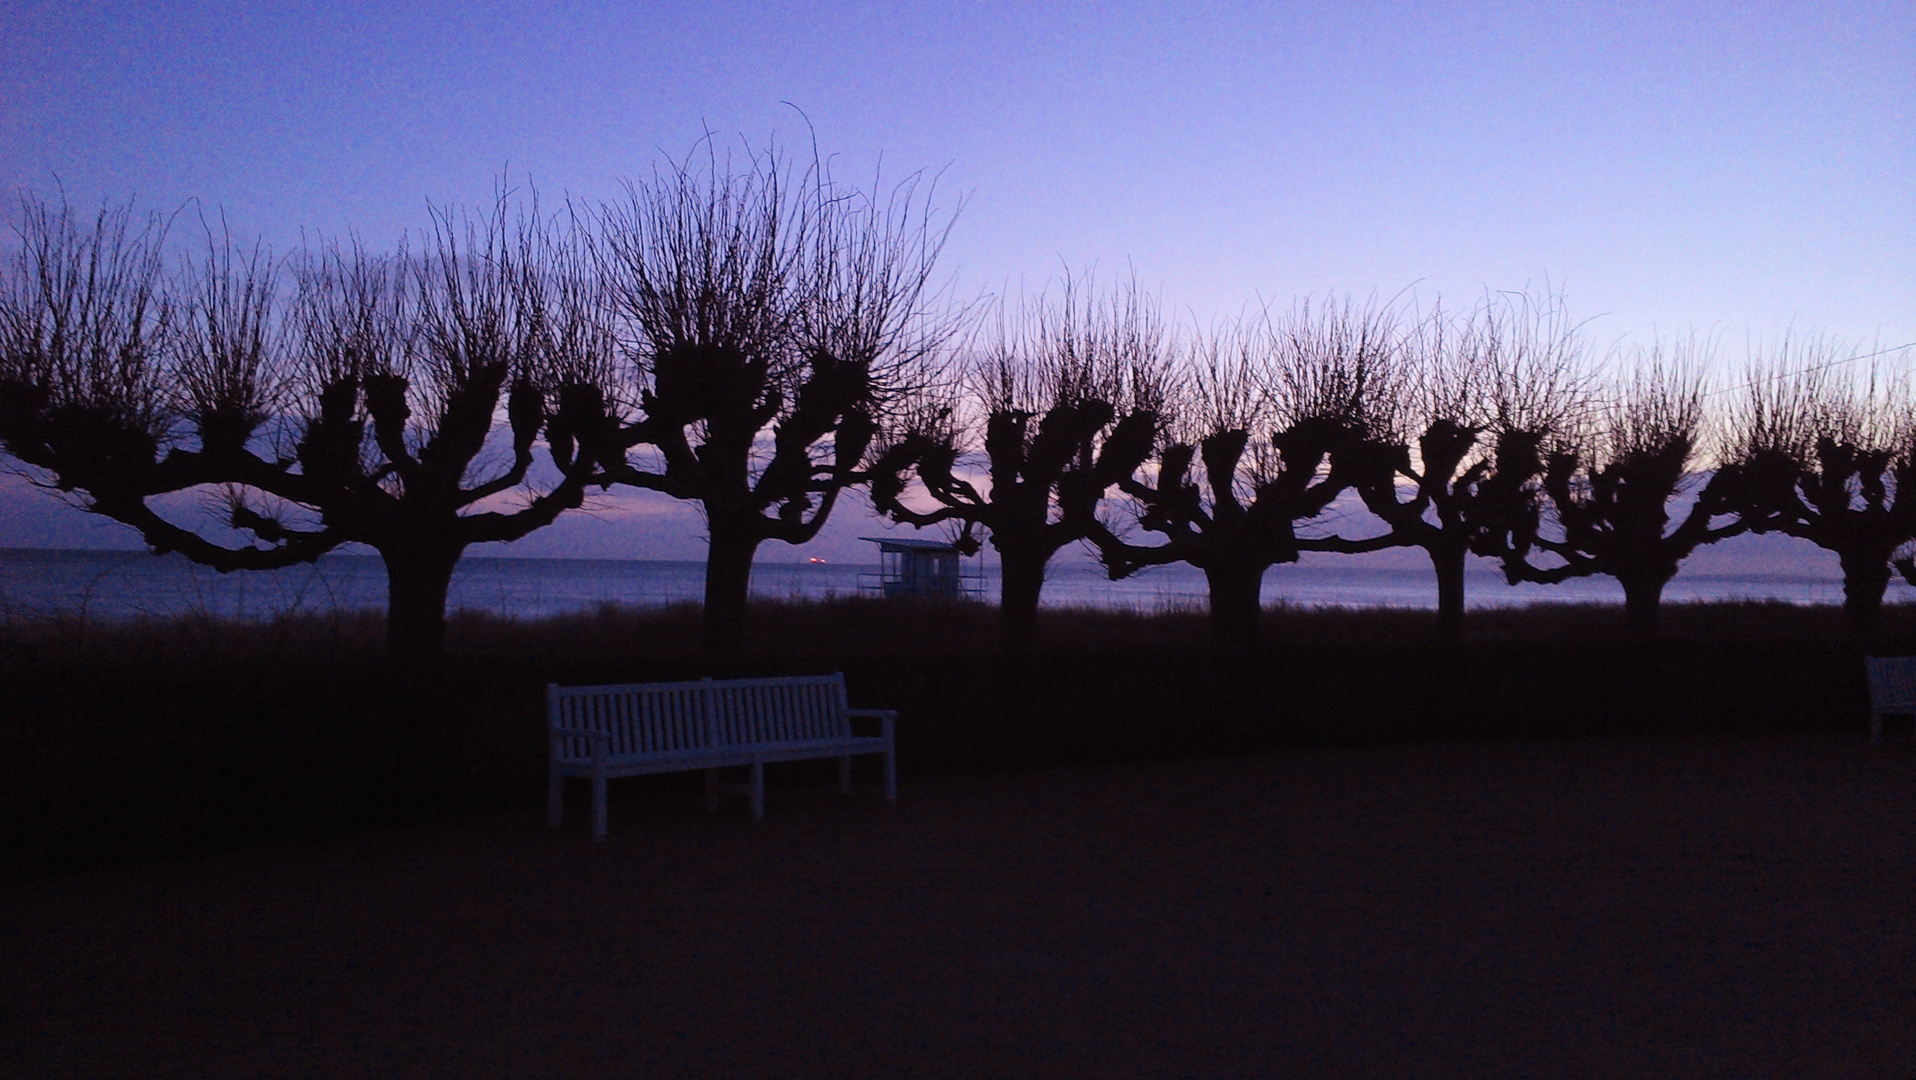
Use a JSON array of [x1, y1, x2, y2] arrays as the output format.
[[0, 547, 1887, 624]]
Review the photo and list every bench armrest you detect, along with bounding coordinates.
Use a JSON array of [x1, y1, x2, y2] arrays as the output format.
[[845, 708, 896, 739]]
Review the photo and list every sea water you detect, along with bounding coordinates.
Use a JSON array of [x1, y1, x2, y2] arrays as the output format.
[[0, 546, 1887, 624]]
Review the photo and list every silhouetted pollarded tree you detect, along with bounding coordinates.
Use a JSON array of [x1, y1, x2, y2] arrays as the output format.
[[1726, 338, 1916, 639], [868, 279, 1166, 650], [1496, 343, 1746, 638], [0, 191, 613, 655], [1085, 297, 1397, 647], [595, 145, 955, 652], [1337, 292, 1591, 639]]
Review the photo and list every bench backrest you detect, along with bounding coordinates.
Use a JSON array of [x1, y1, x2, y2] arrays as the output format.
[[1866, 656, 1916, 712], [704, 675, 852, 747], [548, 673, 852, 757]]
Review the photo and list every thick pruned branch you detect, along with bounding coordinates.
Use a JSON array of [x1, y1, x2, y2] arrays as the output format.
[[0, 185, 615, 652], [1089, 295, 1397, 582], [1496, 339, 1745, 619]]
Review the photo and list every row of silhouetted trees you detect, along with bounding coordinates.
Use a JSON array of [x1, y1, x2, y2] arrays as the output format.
[[0, 147, 953, 655], [3, 143, 1912, 655], [873, 285, 1916, 649]]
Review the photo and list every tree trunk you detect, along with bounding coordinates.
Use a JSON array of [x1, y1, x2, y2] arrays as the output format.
[[1429, 544, 1467, 641], [1619, 574, 1667, 639], [1839, 549, 1892, 642], [1204, 559, 1265, 648], [703, 523, 762, 655], [380, 544, 463, 657], [997, 548, 1049, 652]]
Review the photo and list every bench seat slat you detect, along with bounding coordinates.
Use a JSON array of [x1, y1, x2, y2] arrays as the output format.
[[551, 737, 894, 775], [551, 734, 891, 766]]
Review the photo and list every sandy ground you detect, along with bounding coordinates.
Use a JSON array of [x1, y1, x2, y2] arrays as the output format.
[[5, 734, 1916, 1078]]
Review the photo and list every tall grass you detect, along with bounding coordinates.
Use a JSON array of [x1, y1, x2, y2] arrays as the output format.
[[2, 597, 1907, 874], [449, 594, 1916, 654]]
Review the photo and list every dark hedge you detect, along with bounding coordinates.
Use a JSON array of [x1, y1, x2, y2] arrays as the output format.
[[1, 598, 1905, 873]]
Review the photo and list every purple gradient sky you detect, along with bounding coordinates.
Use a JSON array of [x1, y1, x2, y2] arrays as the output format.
[[2, 1, 1912, 559]]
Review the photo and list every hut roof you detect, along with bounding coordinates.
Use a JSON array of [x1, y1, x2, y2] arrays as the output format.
[[860, 536, 965, 554]]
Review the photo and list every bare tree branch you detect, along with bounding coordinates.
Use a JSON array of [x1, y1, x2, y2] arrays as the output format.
[[595, 137, 960, 651]]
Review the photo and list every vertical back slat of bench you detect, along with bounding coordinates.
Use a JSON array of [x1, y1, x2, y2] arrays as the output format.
[[719, 683, 741, 746], [704, 683, 723, 747], [769, 684, 790, 742], [786, 682, 806, 741], [707, 685, 720, 745], [600, 693, 617, 755], [786, 683, 806, 742], [616, 690, 637, 756], [747, 684, 767, 743], [746, 684, 767, 744], [781, 683, 800, 742], [807, 681, 828, 740], [1868, 657, 1916, 711], [731, 684, 752, 745], [706, 685, 724, 748], [682, 693, 705, 750], [645, 688, 666, 753], [782, 678, 809, 742], [809, 683, 823, 740], [602, 692, 620, 754]]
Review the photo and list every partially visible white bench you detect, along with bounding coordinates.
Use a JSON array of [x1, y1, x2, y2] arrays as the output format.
[[1864, 656, 1916, 744], [547, 673, 897, 838]]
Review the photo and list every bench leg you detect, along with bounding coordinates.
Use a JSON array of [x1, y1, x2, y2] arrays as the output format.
[[592, 770, 608, 840], [750, 760, 765, 821], [547, 764, 564, 829], [883, 746, 896, 803], [838, 755, 852, 795], [705, 768, 720, 812]]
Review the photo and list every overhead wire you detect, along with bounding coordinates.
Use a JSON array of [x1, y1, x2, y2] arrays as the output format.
[[1703, 340, 1916, 398]]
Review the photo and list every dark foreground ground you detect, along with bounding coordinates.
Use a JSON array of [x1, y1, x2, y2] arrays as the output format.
[[5, 734, 1915, 1078]]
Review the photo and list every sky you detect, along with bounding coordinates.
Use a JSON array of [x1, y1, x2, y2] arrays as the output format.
[[1, 0, 1912, 561]]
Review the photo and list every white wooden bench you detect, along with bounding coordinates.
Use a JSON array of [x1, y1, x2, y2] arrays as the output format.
[[546, 673, 897, 839], [1865, 656, 1916, 745]]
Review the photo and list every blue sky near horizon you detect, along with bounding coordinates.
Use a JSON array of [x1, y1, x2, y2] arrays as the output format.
[[2, 1, 1912, 561]]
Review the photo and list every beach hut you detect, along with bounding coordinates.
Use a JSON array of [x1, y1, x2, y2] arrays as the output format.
[[861, 537, 981, 599]]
